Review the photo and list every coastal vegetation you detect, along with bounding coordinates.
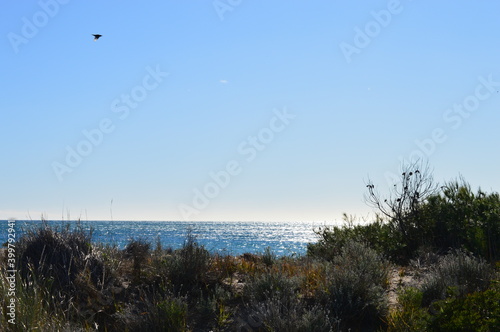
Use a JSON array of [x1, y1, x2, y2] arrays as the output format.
[[1, 165, 499, 331]]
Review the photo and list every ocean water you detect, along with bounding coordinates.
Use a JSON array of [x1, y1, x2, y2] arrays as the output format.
[[1, 220, 323, 256]]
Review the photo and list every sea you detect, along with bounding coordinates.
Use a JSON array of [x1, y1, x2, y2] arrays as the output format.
[[1, 220, 325, 257]]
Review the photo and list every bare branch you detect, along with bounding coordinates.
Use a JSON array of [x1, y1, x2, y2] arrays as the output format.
[[364, 160, 438, 239]]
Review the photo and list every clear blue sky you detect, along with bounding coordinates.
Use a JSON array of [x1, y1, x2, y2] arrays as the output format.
[[2, 1, 500, 222]]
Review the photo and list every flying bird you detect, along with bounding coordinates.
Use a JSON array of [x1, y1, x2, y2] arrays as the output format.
[[92, 34, 102, 41]]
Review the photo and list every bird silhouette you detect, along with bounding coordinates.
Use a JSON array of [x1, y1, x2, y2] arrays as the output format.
[[92, 34, 102, 41]]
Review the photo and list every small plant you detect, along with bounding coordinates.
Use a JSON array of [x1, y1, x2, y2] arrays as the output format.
[[210, 253, 237, 282], [216, 301, 233, 328], [0, 267, 71, 331], [262, 246, 276, 267], [299, 259, 328, 296], [166, 230, 210, 294], [154, 296, 188, 331], [192, 285, 234, 330], [124, 237, 151, 280], [387, 287, 430, 332]]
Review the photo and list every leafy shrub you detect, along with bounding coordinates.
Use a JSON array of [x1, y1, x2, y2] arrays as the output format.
[[420, 249, 494, 305], [388, 286, 500, 332], [429, 286, 500, 331], [307, 223, 356, 261], [307, 214, 400, 262], [364, 166, 500, 263], [421, 180, 500, 261], [322, 240, 390, 331], [332, 239, 390, 286]]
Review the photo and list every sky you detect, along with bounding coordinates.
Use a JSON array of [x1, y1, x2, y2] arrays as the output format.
[[1, 1, 500, 222]]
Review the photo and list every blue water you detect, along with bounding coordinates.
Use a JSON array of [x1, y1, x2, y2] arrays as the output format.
[[1, 220, 322, 256]]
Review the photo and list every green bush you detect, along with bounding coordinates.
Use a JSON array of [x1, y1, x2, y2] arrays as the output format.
[[307, 214, 394, 262], [152, 296, 188, 331], [364, 167, 500, 263], [311, 175, 500, 265], [307, 224, 351, 261], [387, 287, 430, 332], [429, 286, 500, 331], [0, 269, 75, 331], [422, 180, 500, 261]]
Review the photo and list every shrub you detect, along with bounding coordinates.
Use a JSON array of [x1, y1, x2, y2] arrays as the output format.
[[429, 286, 500, 331], [387, 288, 430, 332], [420, 249, 494, 305], [3, 222, 116, 329], [322, 240, 390, 331], [307, 223, 355, 262], [209, 253, 237, 281], [262, 246, 276, 267], [244, 295, 333, 332], [242, 268, 332, 332], [151, 296, 188, 331], [243, 270, 300, 303], [124, 238, 151, 280], [192, 285, 234, 330], [0, 268, 74, 331], [388, 286, 500, 332], [422, 180, 500, 261], [17, 224, 88, 288], [16, 223, 105, 303], [165, 231, 210, 294], [364, 166, 500, 263], [365, 162, 438, 260], [331, 240, 390, 291], [307, 214, 398, 262]]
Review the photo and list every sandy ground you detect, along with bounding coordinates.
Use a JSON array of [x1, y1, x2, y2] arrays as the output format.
[[387, 266, 424, 310]]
